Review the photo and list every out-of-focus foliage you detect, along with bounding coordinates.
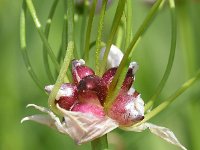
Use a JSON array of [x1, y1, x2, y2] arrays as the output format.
[[0, 0, 200, 150]]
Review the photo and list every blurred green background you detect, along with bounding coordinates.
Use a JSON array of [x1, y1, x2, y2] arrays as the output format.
[[0, 0, 200, 150]]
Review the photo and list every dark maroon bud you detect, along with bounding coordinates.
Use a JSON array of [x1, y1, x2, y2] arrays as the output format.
[[71, 103, 105, 118], [102, 62, 139, 91], [102, 67, 117, 86], [107, 91, 144, 126], [77, 75, 108, 105], [45, 83, 78, 110], [72, 59, 95, 84], [78, 90, 101, 106], [122, 68, 134, 90]]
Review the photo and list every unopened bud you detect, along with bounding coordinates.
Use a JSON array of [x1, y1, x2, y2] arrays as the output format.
[[77, 75, 108, 105], [72, 59, 95, 84], [71, 103, 105, 118], [107, 92, 144, 126], [45, 83, 78, 110], [102, 62, 138, 91]]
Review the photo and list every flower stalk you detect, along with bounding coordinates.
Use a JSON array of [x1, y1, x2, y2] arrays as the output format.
[[91, 135, 108, 150], [92, 1, 109, 149]]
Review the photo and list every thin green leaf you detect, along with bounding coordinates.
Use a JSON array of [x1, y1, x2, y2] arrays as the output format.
[[25, 0, 60, 72], [48, 0, 74, 114], [95, 0, 108, 75], [20, 0, 43, 91], [43, 0, 59, 83], [145, 0, 177, 111]]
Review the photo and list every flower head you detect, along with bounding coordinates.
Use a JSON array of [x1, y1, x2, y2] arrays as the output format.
[[22, 45, 187, 149]]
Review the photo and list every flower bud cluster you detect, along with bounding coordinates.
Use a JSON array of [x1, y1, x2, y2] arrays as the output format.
[[45, 59, 144, 126]]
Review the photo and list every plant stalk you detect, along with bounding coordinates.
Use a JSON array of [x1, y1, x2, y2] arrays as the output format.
[[91, 135, 108, 150]]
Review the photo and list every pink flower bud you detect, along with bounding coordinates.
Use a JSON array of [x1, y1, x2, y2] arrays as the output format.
[[71, 103, 105, 118], [102, 62, 138, 91], [72, 59, 95, 84], [107, 92, 144, 126], [77, 75, 108, 105], [78, 90, 101, 106], [45, 83, 78, 110]]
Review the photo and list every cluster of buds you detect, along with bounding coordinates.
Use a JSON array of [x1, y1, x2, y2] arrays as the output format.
[[45, 59, 144, 126], [22, 46, 187, 149]]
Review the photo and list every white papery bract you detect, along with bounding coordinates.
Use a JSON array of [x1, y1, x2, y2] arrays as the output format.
[[21, 104, 118, 144]]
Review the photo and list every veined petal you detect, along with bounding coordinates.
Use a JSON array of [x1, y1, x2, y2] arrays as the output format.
[[58, 105, 118, 144], [120, 123, 187, 150], [22, 104, 69, 135], [21, 114, 57, 129], [21, 104, 119, 144]]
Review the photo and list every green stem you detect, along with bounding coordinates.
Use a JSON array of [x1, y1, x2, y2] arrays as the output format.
[[60, 0, 68, 62], [125, 0, 132, 49], [92, 1, 109, 149], [104, 61, 130, 109], [84, 0, 97, 61], [20, 1, 43, 91], [100, 0, 126, 75], [177, 0, 196, 76], [95, 0, 108, 75], [43, 0, 59, 83], [91, 135, 108, 150], [104, 0, 164, 109], [48, 0, 74, 113], [145, 0, 177, 111], [138, 69, 200, 126], [115, 21, 124, 48], [79, 1, 89, 58], [25, 0, 60, 72]]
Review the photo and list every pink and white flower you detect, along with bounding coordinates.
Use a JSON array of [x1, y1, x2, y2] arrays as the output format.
[[21, 45, 187, 150]]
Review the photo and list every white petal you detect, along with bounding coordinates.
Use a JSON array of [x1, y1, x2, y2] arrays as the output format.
[[21, 114, 57, 129], [100, 44, 123, 69], [71, 59, 85, 70], [22, 104, 119, 144], [24, 104, 69, 134], [100, 45, 139, 76], [44, 84, 75, 100], [127, 87, 136, 95], [121, 123, 187, 150], [129, 62, 139, 74]]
